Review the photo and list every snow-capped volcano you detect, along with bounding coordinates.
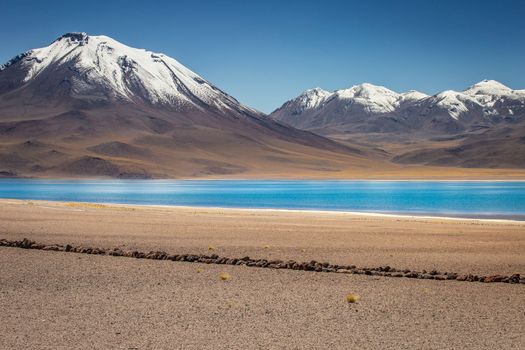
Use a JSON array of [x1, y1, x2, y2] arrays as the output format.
[[270, 80, 525, 135], [0, 33, 360, 179], [0, 32, 254, 114]]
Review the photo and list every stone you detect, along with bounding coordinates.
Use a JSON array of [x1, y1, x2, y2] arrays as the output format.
[[20, 238, 35, 249], [110, 249, 123, 257], [509, 274, 520, 283], [484, 275, 504, 283], [467, 275, 479, 282]]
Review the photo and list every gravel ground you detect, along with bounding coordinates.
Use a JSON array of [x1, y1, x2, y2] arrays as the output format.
[[1, 248, 524, 350]]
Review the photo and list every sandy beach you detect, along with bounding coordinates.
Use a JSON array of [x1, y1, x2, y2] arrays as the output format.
[[1, 199, 524, 349]]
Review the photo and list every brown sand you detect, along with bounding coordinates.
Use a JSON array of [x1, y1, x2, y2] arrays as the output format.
[[1, 199, 524, 349], [1, 199, 524, 275]]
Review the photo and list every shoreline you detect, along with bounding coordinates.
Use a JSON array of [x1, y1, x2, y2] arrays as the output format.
[[146, 204, 525, 223], [1, 198, 524, 223], [3, 177, 525, 182]]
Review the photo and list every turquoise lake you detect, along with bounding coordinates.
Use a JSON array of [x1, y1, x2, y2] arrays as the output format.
[[0, 179, 524, 220]]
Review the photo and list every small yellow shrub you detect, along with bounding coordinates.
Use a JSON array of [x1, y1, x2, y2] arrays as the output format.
[[219, 272, 231, 281], [346, 294, 360, 303]]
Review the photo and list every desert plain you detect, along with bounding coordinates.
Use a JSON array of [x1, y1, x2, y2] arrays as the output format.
[[0, 199, 524, 349]]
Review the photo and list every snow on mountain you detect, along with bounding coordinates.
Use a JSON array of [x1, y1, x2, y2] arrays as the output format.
[[294, 88, 331, 110], [399, 90, 429, 102], [463, 79, 513, 96], [278, 83, 408, 117], [462, 80, 525, 115], [333, 83, 400, 113], [428, 90, 475, 120], [0, 32, 250, 113], [279, 84, 431, 117], [419, 81, 525, 119]]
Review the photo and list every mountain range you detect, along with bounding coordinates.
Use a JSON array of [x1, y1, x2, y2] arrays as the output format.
[[270, 81, 525, 168], [270, 80, 525, 135], [0, 33, 523, 178]]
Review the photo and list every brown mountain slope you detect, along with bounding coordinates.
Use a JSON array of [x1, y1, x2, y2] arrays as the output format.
[[393, 122, 525, 168]]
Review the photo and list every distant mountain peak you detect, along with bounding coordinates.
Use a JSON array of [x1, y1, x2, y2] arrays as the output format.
[[332, 84, 399, 114], [336, 83, 397, 96], [463, 79, 512, 96], [302, 87, 331, 96], [400, 90, 429, 101], [54, 32, 90, 44], [287, 87, 331, 111]]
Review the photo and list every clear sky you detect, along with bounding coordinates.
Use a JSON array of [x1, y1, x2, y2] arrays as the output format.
[[1, 0, 524, 113]]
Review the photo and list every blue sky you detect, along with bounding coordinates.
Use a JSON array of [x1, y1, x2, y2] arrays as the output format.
[[1, 0, 524, 113]]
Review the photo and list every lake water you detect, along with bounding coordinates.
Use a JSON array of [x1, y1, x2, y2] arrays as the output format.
[[0, 179, 524, 220]]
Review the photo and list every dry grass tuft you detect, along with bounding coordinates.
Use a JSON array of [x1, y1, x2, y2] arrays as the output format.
[[346, 294, 361, 303], [219, 272, 231, 281]]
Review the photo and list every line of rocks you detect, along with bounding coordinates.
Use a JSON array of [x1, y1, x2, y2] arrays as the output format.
[[1, 238, 523, 285]]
